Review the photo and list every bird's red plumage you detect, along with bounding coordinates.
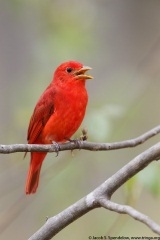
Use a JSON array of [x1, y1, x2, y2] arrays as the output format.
[[25, 61, 92, 194]]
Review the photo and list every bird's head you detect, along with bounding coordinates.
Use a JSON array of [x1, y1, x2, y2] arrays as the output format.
[[53, 61, 93, 86]]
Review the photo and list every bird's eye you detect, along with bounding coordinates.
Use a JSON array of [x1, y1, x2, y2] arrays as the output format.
[[66, 67, 73, 73]]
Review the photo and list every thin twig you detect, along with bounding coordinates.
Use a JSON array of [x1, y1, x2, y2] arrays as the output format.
[[0, 125, 160, 154], [100, 199, 160, 235]]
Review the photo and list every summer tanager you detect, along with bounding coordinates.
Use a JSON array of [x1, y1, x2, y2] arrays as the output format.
[[25, 61, 93, 194]]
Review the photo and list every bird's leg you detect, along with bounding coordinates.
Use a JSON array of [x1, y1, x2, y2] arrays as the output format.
[[52, 141, 60, 157]]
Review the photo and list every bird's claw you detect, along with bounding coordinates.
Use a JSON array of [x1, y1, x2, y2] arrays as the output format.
[[52, 141, 60, 157], [65, 128, 88, 150], [65, 137, 82, 149]]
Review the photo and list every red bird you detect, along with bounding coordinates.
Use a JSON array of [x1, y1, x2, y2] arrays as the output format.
[[25, 61, 93, 194]]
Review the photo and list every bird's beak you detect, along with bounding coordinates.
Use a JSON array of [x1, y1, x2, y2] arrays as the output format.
[[74, 66, 93, 80]]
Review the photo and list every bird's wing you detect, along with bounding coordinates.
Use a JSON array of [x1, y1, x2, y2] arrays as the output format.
[[27, 85, 55, 143]]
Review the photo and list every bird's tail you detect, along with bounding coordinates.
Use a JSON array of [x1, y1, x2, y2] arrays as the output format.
[[25, 152, 47, 194]]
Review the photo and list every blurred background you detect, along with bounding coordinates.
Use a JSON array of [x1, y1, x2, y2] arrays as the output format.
[[1, 0, 160, 239]]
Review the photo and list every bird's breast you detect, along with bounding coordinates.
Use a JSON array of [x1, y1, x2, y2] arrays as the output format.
[[41, 86, 88, 143]]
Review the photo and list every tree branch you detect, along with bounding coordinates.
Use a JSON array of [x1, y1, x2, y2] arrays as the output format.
[[29, 141, 160, 239], [100, 199, 160, 235], [1, 126, 160, 238], [0, 125, 160, 154]]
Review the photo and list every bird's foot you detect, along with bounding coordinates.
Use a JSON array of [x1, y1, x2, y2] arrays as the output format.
[[52, 141, 60, 157], [65, 128, 88, 150], [65, 137, 82, 149]]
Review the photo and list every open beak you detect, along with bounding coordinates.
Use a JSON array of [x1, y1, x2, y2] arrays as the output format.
[[74, 66, 93, 80]]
